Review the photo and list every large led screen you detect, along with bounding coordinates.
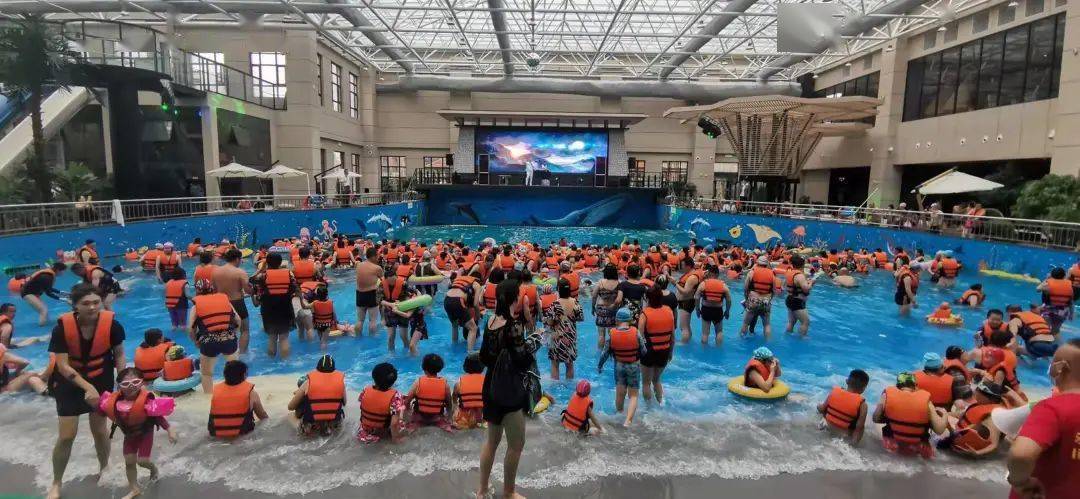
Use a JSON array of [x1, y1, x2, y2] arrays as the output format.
[[475, 128, 608, 174]]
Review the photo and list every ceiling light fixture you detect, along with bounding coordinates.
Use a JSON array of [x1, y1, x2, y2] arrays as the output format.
[[937, 25, 947, 32], [1007, 0, 1019, 7]]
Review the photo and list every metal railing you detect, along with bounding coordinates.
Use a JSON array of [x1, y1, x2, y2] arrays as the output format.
[[0, 192, 421, 236], [671, 198, 1080, 251], [61, 20, 286, 110]]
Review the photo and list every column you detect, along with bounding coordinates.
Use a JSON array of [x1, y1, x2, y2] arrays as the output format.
[[1050, 1, 1080, 175], [866, 37, 909, 207]]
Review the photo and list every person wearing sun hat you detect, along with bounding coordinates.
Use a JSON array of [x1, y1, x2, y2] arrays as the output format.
[[598, 307, 647, 427], [872, 371, 949, 459]]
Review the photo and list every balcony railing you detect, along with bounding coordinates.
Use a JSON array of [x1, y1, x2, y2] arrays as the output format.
[[671, 198, 1080, 251], [0, 192, 421, 236]]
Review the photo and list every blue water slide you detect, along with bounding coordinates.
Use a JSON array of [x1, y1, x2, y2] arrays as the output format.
[[0, 92, 29, 131]]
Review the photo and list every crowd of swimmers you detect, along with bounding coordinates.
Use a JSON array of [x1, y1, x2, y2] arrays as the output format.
[[1, 234, 1077, 499]]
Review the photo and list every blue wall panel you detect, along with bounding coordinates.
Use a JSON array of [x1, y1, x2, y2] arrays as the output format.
[[663, 206, 1078, 275], [425, 186, 659, 228], [0, 201, 423, 268]]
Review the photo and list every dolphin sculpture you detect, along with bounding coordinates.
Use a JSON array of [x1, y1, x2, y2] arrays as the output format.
[[365, 213, 395, 232], [448, 202, 482, 224], [528, 193, 633, 227]]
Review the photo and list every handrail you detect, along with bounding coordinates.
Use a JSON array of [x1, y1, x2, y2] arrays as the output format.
[[670, 197, 1080, 251], [0, 192, 422, 236]]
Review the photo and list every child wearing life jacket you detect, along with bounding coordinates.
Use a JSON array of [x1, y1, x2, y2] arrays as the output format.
[[358, 362, 405, 443], [405, 353, 454, 432], [382, 286, 428, 356], [817, 369, 869, 445], [380, 269, 411, 353], [598, 308, 646, 427], [955, 283, 985, 307], [162, 345, 199, 384], [133, 329, 173, 382], [164, 268, 190, 331], [98, 367, 178, 499], [744, 347, 782, 392], [942, 381, 1005, 458], [561, 380, 604, 435], [452, 354, 486, 430], [928, 302, 954, 320], [310, 285, 355, 349]]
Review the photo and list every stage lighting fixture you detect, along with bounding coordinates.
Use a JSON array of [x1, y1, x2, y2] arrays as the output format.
[[698, 117, 722, 139]]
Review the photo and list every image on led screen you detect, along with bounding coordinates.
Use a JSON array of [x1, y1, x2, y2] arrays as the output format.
[[475, 128, 608, 174]]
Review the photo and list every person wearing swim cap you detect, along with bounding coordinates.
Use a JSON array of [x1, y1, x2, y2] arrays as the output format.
[[872, 371, 949, 459], [740, 256, 780, 339], [560, 379, 603, 435], [744, 347, 782, 392], [288, 354, 347, 437], [598, 307, 646, 427]]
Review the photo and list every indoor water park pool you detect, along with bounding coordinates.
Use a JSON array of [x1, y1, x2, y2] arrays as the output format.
[[0, 223, 1071, 494]]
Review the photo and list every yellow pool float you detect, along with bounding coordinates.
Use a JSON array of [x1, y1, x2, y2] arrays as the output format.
[[328, 329, 345, 338], [978, 269, 1040, 284], [727, 376, 790, 400], [240, 248, 254, 258], [532, 394, 555, 414], [927, 315, 964, 327]]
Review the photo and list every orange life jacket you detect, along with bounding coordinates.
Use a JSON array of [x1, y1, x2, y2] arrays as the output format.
[[641, 306, 674, 352], [187, 243, 200, 257], [383, 277, 405, 302], [561, 393, 593, 432], [209, 381, 254, 439], [360, 386, 397, 431], [676, 269, 704, 290], [978, 321, 1008, 345], [563, 272, 580, 298], [396, 264, 414, 279], [701, 278, 728, 302], [194, 265, 215, 283], [293, 260, 317, 283], [163, 357, 195, 381], [939, 258, 960, 278], [134, 342, 171, 380], [539, 294, 557, 312], [610, 326, 641, 363], [482, 283, 498, 309], [957, 402, 999, 431], [158, 252, 180, 273], [960, 289, 984, 305], [78, 245, 99, 264], [1043, 278, 1074, 307], [952, 402, 1001, 453], [882, 386, 931, 445], [141, 250, 161, 270], [785, 269, 809, 297], [458, 373, 484, 410], [61, 311, 114, 379], [1070, 264, 1080, 287], [914, 371, 954, 408], [823, 386, 865, 432], [103, 389, 151, 436], [305, 370, 345, 422], [942, 358, 971, 383], [1012, 311, 1050, 337], [164, 279, 187, 309], [263, 268, 292, 296], [743, 359, 771, 388], [498, 255, 516, 271], [748, 266, 775, 294], [414, 376, 448, 415], [193, 293, 233, 333], [312, 300, 335, 328], [519, 284, 539, 312], [452, 275, 477, 293], [334, 247, 352, 265], [987, 355, 1021, 390], [896, 269, 919, 294]]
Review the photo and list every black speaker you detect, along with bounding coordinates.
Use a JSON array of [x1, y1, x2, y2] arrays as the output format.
[[627, 156, 636, 170], [446, 153, 454, 167], [477, 154, 489, 185], [595, 156, 607, 175]]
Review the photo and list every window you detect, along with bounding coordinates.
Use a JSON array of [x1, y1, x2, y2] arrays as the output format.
[[661, 161, 688, 182], [191, 52, 225, 94], [423, 156, 448, 169], [816, 71, 880, 124], [631, 159, 646, 175], [380, 156, 408, 192], [973, 11, 990, 33], [923, 32, 937, 50], [330, 62, 342, 112], [351, 153, 361, 174], [250, 52, 286, 99], [316, 54, 323, 106], [902, 13, 1064, 121], [333, 150, 345, 169], [1026, 0, 1044, 16], [998, 4, 1016, 25], [348, 72, 358, 118], [944, 23, 958, 43]]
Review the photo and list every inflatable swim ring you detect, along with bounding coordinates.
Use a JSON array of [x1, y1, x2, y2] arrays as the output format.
[[532, 276, 557, 287], [138, 246, 149, 254], [152, 374, 201, 394], [927, 315, 964, 327], [979, 269, 1040, 284], [407, 274, 446, 285], [532, 394, 555, 414], [328, 329, 346, 338], [240, 248, 254, 258], [7, 277, 25, 295], [727, 376, 790, 400], [397, 294, 433, 312]]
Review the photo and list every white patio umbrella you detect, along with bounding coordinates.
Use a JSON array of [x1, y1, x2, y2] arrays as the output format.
[[261, 163, 309, 194], [206, 162, 266, 197], [912, 168, 1004, 209]]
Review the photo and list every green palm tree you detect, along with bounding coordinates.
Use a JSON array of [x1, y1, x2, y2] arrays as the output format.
[[0, 15, 76, 202]]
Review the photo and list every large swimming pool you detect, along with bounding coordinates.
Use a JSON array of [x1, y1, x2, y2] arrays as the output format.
[[0, 224, 1072, 493]]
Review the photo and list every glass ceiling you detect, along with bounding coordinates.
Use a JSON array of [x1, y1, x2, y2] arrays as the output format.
[[5, 0, 975, 80]]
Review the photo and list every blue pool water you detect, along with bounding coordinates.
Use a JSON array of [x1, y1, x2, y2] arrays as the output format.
[[0, 224, 1073, 493]]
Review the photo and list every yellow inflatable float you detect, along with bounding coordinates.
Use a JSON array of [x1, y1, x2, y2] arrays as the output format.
[[727, 376, 791, 400], [978, 269, 1040, 284], [240, 248, 254, 258], [927, 315, 964, 327], [532, 394, 555, 414]]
